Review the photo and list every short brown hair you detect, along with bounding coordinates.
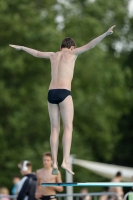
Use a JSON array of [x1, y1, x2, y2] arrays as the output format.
[[43, 152, 52, 159], [61, 37, 76, 49]]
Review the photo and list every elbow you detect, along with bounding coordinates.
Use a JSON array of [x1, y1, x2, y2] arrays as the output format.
[[35, 51, 39, 57], [84, 45, 93, 52], [87, 42, 94, 50]]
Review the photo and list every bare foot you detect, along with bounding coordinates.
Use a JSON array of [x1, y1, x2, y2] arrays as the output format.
[[61, 163, 75, 175]]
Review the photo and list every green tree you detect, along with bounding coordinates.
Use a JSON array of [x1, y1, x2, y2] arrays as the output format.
[[0, 0, 63, 188]]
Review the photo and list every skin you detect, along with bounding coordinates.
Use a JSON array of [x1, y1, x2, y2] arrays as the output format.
[[35, 155, 63, 199], [9, 25, 115, 175], [80, 188, 91, 200], [108, 176, 124, 200], [13, 177, 20, 184]]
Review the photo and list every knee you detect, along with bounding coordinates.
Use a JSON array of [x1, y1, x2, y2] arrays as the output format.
[[63, 124, 73, 132], [51, 125, 60, 133]]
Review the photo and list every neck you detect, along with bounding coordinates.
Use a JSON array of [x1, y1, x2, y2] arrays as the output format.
[[24, 170, 31, 175], [61, 48, 71, 51], [114, 177, 121, 181], [44, 166, 51, 170]]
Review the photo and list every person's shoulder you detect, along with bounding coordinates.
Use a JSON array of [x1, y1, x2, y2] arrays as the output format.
[[112, 178, 118, 182], [58, 170, 61, 174], [27, 173, 37, 179], [20, 176, 28, 181], [36, 168, 44, 174], [56, 170, 62, 177], [17, 176, 28, 192], [54, 51, 61, 55]]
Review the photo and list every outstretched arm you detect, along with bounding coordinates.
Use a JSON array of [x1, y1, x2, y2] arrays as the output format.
[[9, 45, 54, 59], [72, 25, 116, 55]]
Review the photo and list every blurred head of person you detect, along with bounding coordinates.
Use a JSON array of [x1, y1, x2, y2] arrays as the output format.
[[115, 171, 122, 181], [12, 175, 20, 184], [80, 188, 89, 194], [60, 37, 76, 50], [0, 187, 9, 195], [42, 152, 52, 169], [18, 160, 32, 175]]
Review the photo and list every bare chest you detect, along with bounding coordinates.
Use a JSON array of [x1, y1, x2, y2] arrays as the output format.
[[39, 171, 56, 183]]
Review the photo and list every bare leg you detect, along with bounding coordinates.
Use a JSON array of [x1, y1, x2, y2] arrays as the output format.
[[59, 96, 74, 175], [48, 102, 60, 174]]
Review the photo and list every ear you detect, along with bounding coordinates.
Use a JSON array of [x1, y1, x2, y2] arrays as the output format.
[[60, 47, 62, 51], [71, 46, 75, 50]]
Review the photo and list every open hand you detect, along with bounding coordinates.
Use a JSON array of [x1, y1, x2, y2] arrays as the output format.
[[9, 44, 22, 51], [107, 25, 116, 35]]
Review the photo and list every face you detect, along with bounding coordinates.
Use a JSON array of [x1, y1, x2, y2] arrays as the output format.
[[81, 189, 88, 194], [13, 177, 20, 184], [43, 156, 52, 168], [20, 168, 26, 175]]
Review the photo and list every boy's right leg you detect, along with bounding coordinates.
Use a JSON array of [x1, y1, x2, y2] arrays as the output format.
[[59, 95, 74, 175], [48, 102, 60, 174]]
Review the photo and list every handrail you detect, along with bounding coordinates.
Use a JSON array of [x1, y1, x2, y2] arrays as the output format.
[[0, 192, 120, 200]]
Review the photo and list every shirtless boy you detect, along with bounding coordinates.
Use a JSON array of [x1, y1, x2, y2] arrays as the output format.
[[108, 171, 124, 200], [9, 25, 115, 175], [35, 152, 63, 200]]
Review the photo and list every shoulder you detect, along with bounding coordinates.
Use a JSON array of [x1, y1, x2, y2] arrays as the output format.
[[20, 176, 28, 183], [56, 170, 62, 180], [53, 51, 61, 56], [36, 168, 44, 175], [49, 51, 60, 59], [55, 51, 61, 54], [17, 177, 28, 192], [57, 170, 61, 175], [66, 50, 78, 59]]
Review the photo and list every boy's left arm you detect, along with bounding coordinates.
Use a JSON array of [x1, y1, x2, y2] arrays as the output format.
[[72, 25, 116, 55]]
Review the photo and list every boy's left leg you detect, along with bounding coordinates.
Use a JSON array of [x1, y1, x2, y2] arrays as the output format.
[[59, 95, 74, 175]]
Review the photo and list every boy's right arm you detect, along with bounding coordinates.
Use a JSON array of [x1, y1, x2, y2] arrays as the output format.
[[9, 45, 54, 59]]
